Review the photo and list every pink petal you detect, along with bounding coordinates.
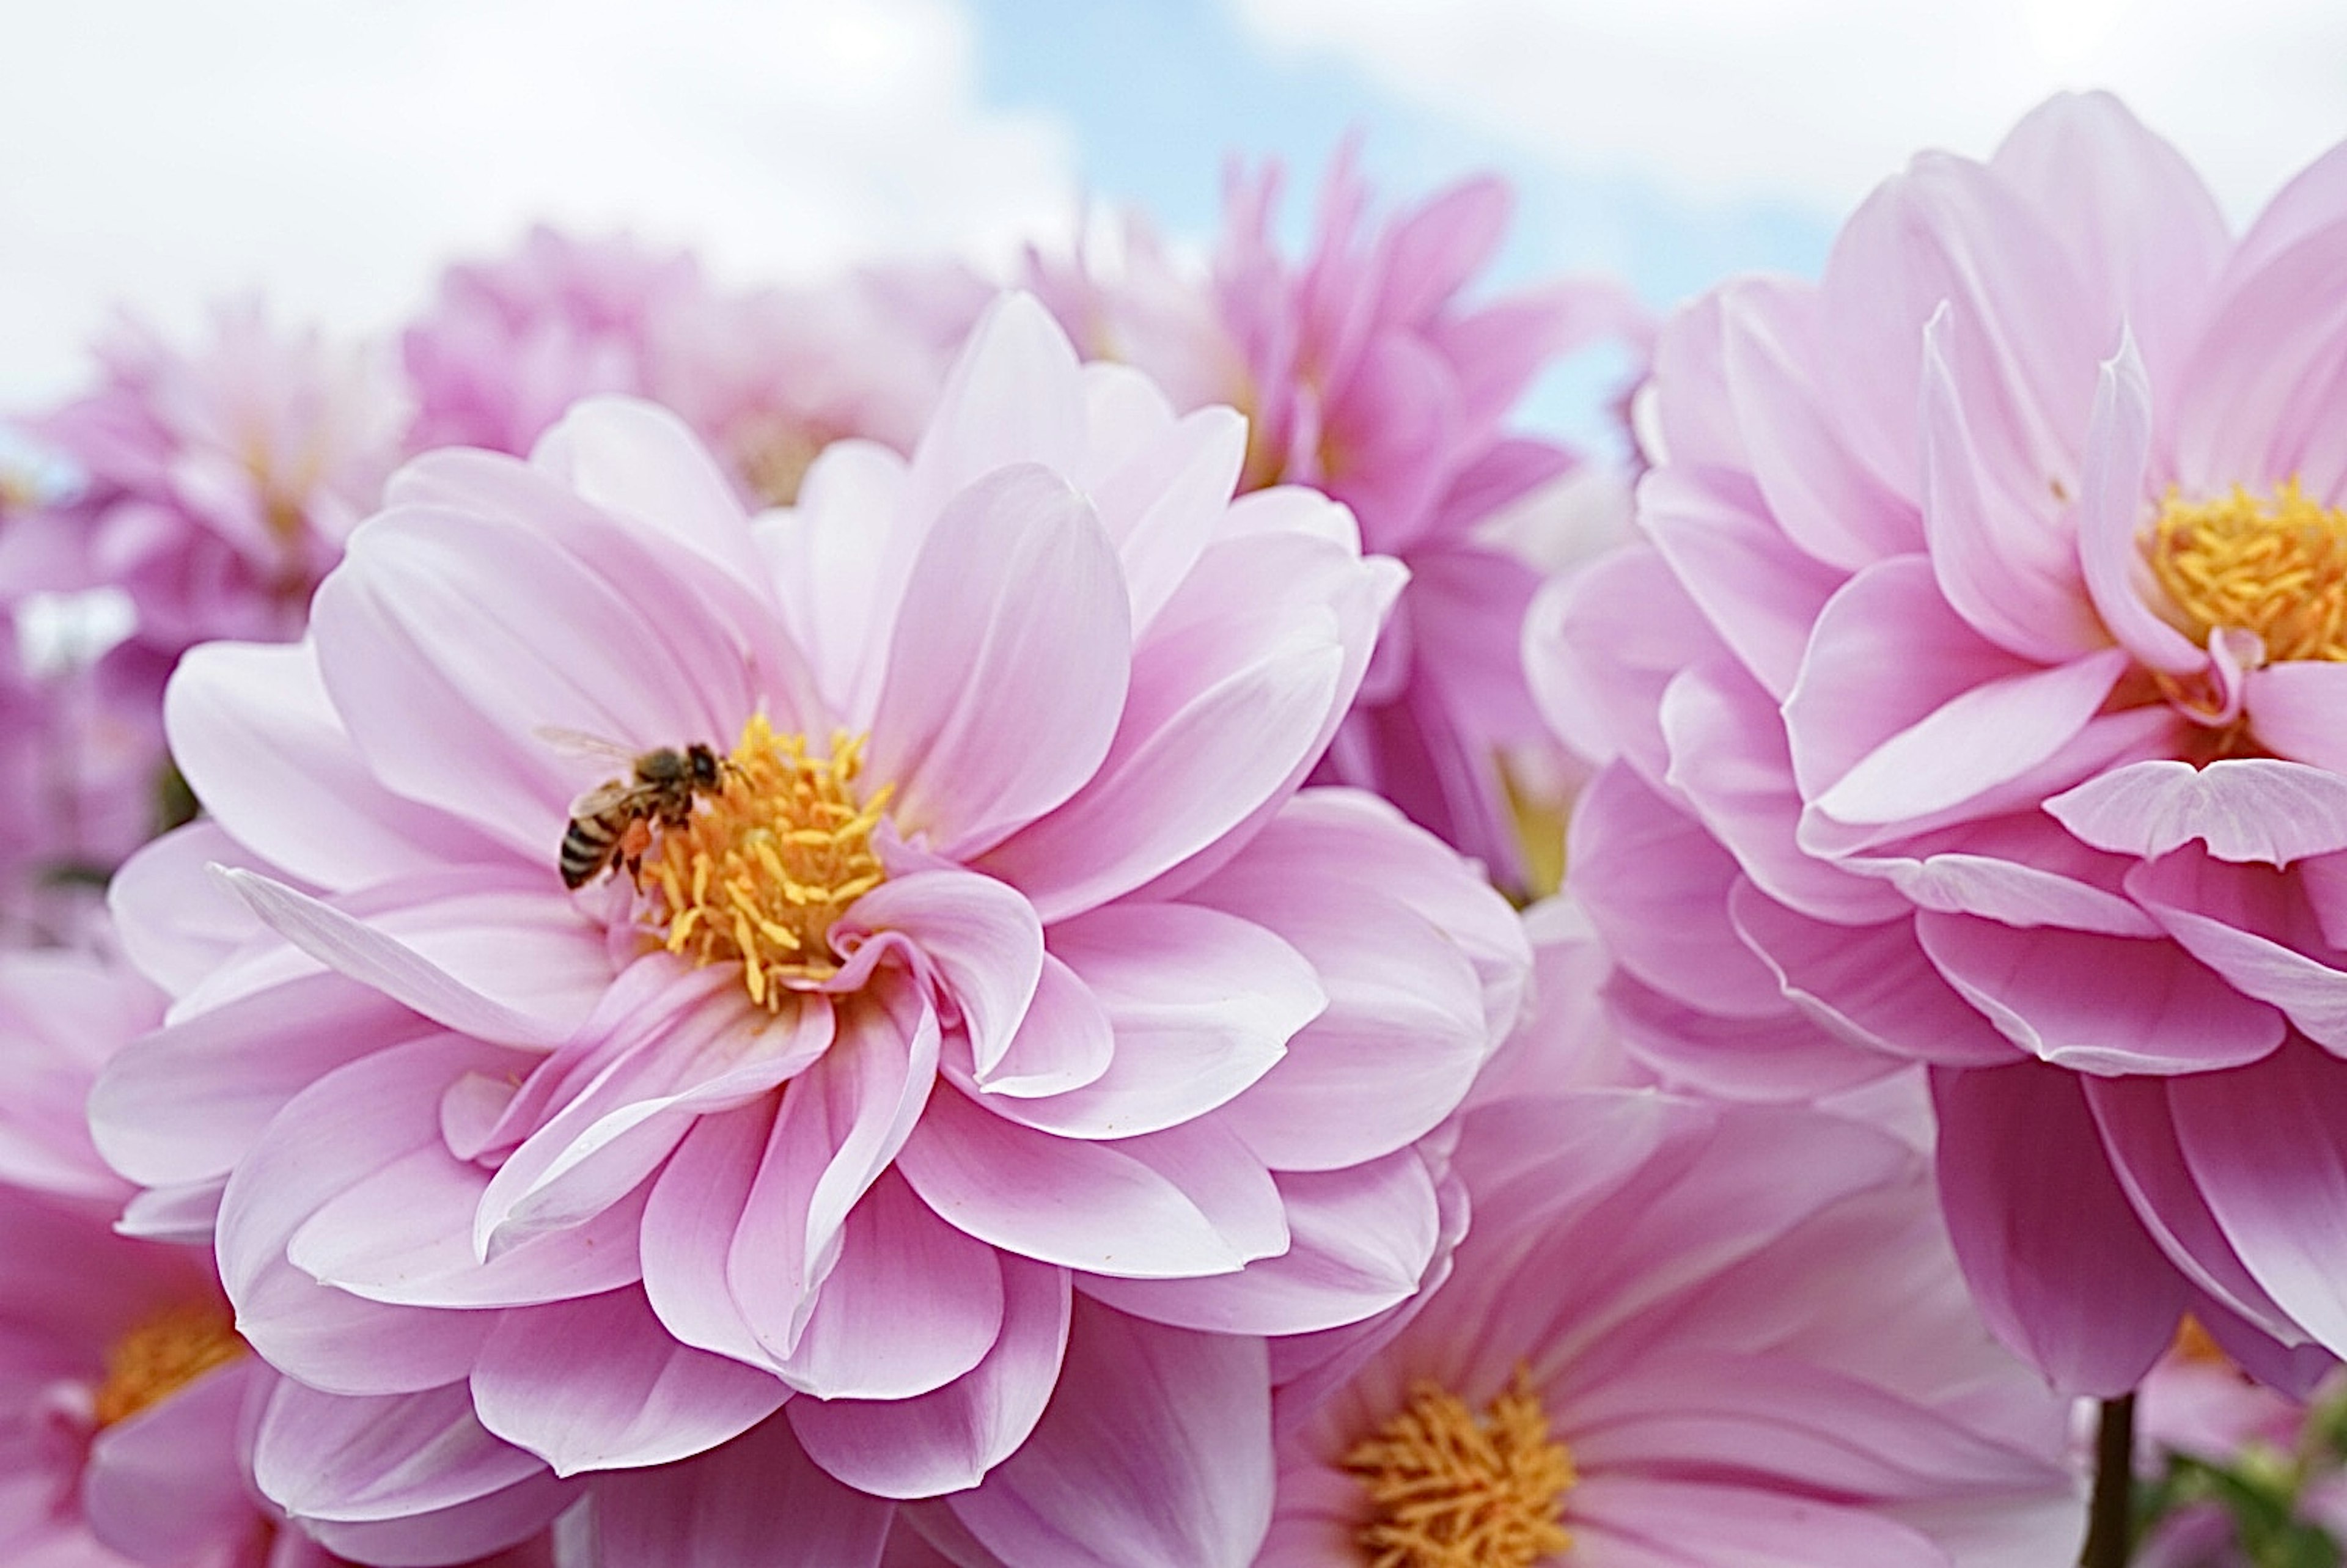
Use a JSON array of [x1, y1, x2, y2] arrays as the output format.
[[1916, 910, 2284, 1074], [902, 293, 1087, 527], [1568, 766, 1788, 1020], [252, 1379, 551, 1525], [1917, 302, 2100, 662], [787, 1256, 1071, 1500], [471, 1288, 786, 1476], [107, 822, 264, 998], [2049, 758, 2347, 865], [2082, 1075, 2307, 1341], [1089, 404, 1247, 634], [1569, 1475, 1947, 1568], [1528, 542, 1730, 780], [2249, 661, 2347, 774], [1729, 887, 2018, 1068], [1607, 967, 1901, 1103], [166, 639, 507, 893], [216, 1034, 518, 1394], [1813, 649, 2129, 827], [590, 1414, 891, 1568], [975, 903, 1319, 1141], [2128, 849, 2347, 1054], [843, 871, 1043, 1083], [1932, 1061, 2189, 1394], [639, 1103, 773, 1368], [945, 1303, 1273, 1568], [1658, 659, 1908, 926], [312, 502, 771, 861], [1991, 92, 2228, 405], [2169, 1038, 2347, 1357], [216, 868, 573, 1050], [82, 1359, 257, 1565], [758, 436, 913, 723], [896, 1086, 1285, 1278], [962, 954, 1113, 1099], [90, 970, 421, 1189], [980, 532, 1398, 923], [1078, 1149, 1439, 1336], [1642, 464, 1846, 700], [868, 466, 1132, 859], [779, 1170, 1005, 1401], [727, 992, 941, 1358], [2076, 331, 2205, 673], [2171, 218, 2347, 497]]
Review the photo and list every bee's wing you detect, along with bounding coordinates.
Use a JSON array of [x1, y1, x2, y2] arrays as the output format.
[[535, 726, 640, 766], [568, 779, 646, 818]]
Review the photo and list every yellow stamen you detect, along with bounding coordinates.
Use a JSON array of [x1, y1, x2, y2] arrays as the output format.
[[2170, 1314, 2231, 1369], [638, 714, 889, 1008], [733, 419, 826, 508], [1341, 1368, 1576, 1568], [94, 1300, 244, 1428], [2146, 478, 2347, 662]]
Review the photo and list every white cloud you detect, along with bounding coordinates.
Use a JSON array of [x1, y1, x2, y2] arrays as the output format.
[[0, 0, 1077, 402], [1233, 0, 2347, 223]]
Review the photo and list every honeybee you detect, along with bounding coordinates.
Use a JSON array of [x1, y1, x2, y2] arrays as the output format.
[[542, 731, 730, 890]]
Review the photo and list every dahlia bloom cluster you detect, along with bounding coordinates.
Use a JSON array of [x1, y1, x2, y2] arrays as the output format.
[[21, 101, 2347, 1566], [1546, 89, 2347, 1412]]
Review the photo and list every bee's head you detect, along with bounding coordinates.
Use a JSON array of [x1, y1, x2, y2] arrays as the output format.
[[687, 744, 724, 788]]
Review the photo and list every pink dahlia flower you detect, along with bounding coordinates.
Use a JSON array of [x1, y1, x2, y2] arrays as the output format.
[[94, 292, 1526, 1564], [1255, 1088, 2085, 1567], [1034, 148, 1644, 891], [0, 942, 558, 1568], [1543, 90, 2347, 1394], [26, 301, 408, 658], [404, 228, 987, 509]]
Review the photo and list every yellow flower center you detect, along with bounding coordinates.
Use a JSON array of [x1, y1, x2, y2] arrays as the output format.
[[2147, 479, 2347, 663], [639, 713, 890, 1009], [1341, 1369, 1577, 1568], [94, 1300, 244, 1428], [733, 419, 826, 508]]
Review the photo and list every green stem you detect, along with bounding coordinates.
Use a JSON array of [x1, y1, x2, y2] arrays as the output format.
[[2081, 1393, 2138, 1567]]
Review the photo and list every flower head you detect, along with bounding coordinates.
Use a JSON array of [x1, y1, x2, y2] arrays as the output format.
[[95, 292, 1525, 1562], [1545, 91, 2347, 1393], [1035, 149, 1644, 890]]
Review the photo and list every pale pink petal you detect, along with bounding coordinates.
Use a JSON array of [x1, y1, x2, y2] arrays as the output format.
[[974, 903, 1318, 1140], [590, 1413, 891, 1568], [727, 992, 941, 1359], [1728, 887, 2019, 1068], [1607, 967, 1901, 1103], [1640, 464, 1846, 700], [638, 1103, 773, 1369], [311, 504, 766, 860], [1528, 543, 1730, 780], [252, 1379, 552, 1526], [981, 531, 1400, 921], [1917, 303, 2100, 661], [1813, 649, 2129, 827], [842, 871, 1043, 1082], [1658, 661, 1908, 926], [867, 466, 1131, 858], [778, 1171, 1004, 1401], [1917, 910, 2284, 1074], [787, 1256, 1070, 1500], [166, 639, 509, 892], [2049, 758, 2347, 865], [896, 1086, 1285, 1278], [2248, 661, 2347, 773], [1990, 92, 2228, 403], [1932, 1061, 2190, 1394], [945, 1303, 1272, 1568], [2170, 1037, 2347, 1355], [2170, 219, 2347, 495], [961, 954, 1112, 1099], [1078, 1149, 1438, 1335], [902, 293, 1087, 526], [471, 1288, 786, 1476], [216, 1034, 516, 1394], [107, 822, 263, 998], [1086, 403, 1247, 633], [2076, 331, 2205, 673]]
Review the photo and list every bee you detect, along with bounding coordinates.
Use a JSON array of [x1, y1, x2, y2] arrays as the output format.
[[543, 731, 731, 890]]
